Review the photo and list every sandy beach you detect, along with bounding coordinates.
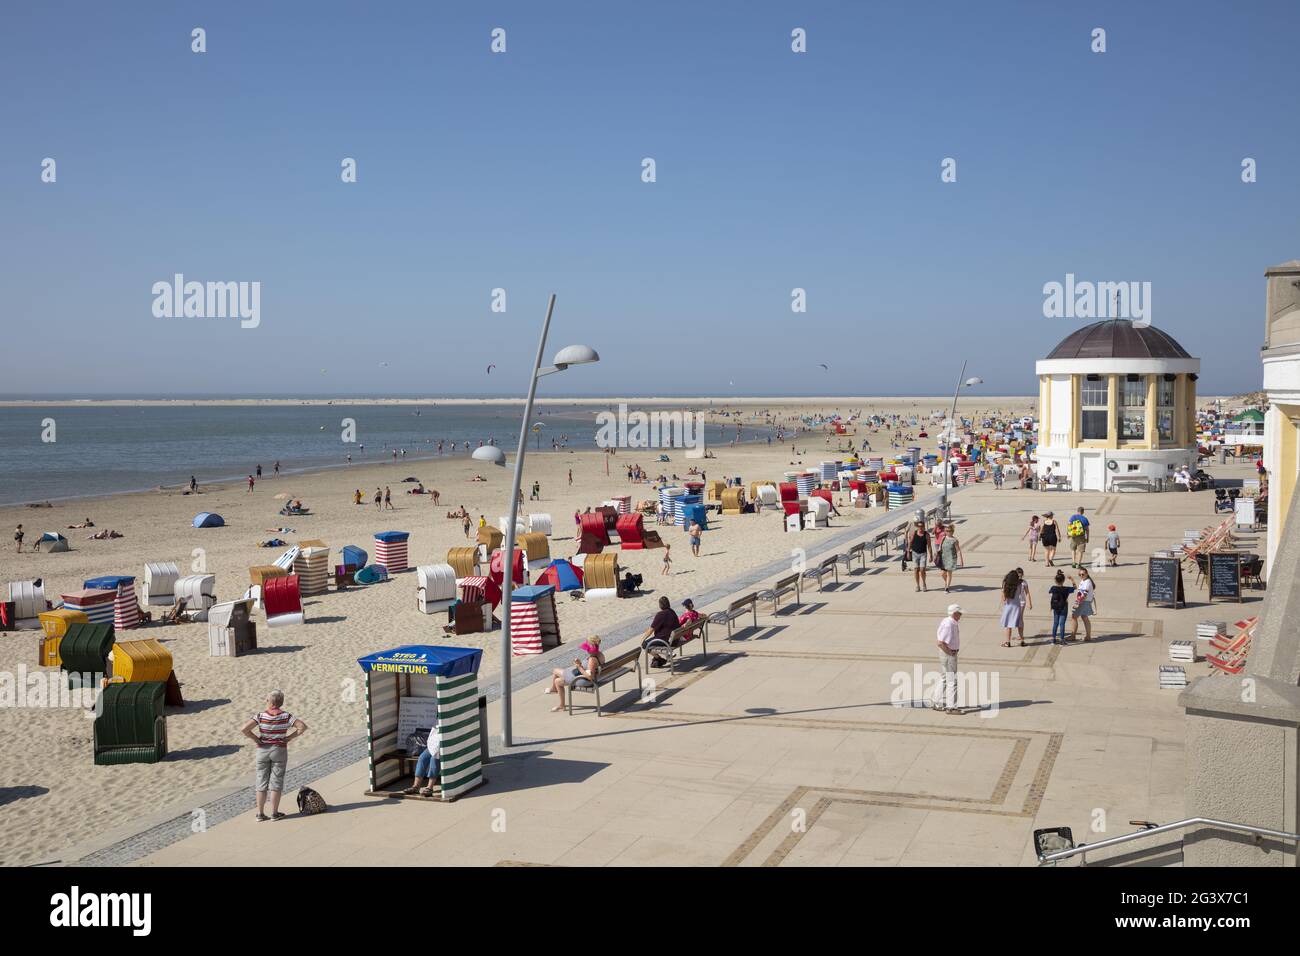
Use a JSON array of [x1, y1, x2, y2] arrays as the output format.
[[0, 396, 1039, 865]]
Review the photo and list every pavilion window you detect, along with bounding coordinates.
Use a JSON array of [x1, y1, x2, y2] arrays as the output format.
[[1080, 375, 1109, 441], [1119, 374, 1146, 441], [1157, 374, 1176, 442]]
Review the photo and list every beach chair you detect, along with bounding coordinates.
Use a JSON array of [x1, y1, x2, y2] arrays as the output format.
[[93, 681, 168, 765], [616, 513, 645, 549], [7, 580, 47, 629], [263, 574, 304, 628], [416, 564, 457, 615], [208, 599, 257, 657], [527, 513, 552, 536], [143, 562, 180, 606], [174, 574, 217, 619]]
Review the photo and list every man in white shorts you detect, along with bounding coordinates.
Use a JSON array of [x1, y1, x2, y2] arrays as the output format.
[[933, 605, 962, 712]]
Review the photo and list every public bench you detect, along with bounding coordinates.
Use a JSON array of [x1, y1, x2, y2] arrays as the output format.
[[759, 573, 801, 612], [567, 646, 643, 716], [642, 617, 709, 675], [708, 592, 760, 640], [802, 555, 839, 591]]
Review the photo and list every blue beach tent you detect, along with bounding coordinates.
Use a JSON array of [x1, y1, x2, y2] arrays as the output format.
[[193, 512, 225, 528]]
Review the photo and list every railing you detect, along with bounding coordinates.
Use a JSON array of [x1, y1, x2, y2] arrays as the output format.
[[1037, 818, 1300, 866]]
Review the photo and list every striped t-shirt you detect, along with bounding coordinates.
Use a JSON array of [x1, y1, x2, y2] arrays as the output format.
[[253, 708, 294, 747]]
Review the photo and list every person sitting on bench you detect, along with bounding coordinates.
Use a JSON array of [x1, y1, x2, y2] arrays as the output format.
[[678, 597, 701, 627], [641, 597, 680, 669], [403, 722, 442, 797], [546, 637, 603, 712]]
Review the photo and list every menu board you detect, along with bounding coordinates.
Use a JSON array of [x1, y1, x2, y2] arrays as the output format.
[[1146, 557, 1185, 608], [395, 696, 439, 754], [1208, 552, 1242, 603]]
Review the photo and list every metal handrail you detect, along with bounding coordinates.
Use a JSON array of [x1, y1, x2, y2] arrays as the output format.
[[1038, 817, 1300, 866]]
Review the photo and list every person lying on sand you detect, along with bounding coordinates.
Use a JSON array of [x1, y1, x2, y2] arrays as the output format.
[[86, 529, 123, 539], [265, 527, 295, 534], [469, 475, 486, 482], [67, 518, 95, 529]]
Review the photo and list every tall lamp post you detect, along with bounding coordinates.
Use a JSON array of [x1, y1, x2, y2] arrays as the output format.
[[477, 294, 599, 748], [940, 361, 983, 521]]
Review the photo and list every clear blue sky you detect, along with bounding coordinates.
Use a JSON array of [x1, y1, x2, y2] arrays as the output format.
[[2, 0, 1296, 397]]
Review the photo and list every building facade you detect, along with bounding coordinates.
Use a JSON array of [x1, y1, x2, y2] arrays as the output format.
[[1035, 320, 1199, 492], [1261, 260, 1300, 574]]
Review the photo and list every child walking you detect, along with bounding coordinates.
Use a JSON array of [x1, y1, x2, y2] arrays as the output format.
[[661, 543, 673, 575], [1105, 524, 1120, 567], [1022, 515, 1041, 562]]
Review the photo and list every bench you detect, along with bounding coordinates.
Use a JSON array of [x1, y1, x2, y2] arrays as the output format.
[[642, 617, 709, 674], [759, 573, 801, 612], [845, 542, 867, 570], [802, 555, 839, 591], [1044, 476, 1071, 492], [868, 531, 891, 559], [1111, 477, 1152, 493], [708, 592, 760, 640], [567, 647, 643, 716], [890, 522, 909, 550]]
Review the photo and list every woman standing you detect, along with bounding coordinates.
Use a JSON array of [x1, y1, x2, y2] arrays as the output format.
[[998, 571, 1023, 647], [1039, 511, 1060, 567], [938, 523, 964, 593], [1022, 515, 1041, 562], [1014, 567, 1032, 642], [1068, 568, 1097, 642]]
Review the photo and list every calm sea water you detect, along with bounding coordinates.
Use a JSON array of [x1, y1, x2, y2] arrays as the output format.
[[0, 403, 746, 505]]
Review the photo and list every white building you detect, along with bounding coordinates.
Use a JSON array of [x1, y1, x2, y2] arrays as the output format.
[[1261, 260, 1300, 573], [1035, 320, 1199, 491]]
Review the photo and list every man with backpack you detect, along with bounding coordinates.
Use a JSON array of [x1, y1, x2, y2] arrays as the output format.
[[1067, 506, 1090, 568]]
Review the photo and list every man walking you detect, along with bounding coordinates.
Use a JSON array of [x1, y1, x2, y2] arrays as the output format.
[[933, 604, 962, 713], [241, 690, 308, 821], [1067, 506, 1090, 568], [902, 509, 934, 592]]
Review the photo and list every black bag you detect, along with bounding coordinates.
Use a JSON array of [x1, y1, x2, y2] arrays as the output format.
[[297, 786, 328, 815]]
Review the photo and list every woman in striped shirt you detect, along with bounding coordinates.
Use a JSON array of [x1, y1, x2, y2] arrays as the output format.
[[241, 690, 308, 821]]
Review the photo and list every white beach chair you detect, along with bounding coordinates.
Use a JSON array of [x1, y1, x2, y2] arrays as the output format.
[[143, 561, 181, 606]]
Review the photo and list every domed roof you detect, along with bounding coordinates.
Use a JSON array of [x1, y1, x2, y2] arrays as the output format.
[[1045, 321, 1192, 360]]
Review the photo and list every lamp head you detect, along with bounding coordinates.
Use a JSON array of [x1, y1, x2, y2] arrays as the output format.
[[552, 344, 600, 370]]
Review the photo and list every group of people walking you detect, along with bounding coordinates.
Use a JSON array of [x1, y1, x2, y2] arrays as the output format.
[[900, 510, 965, 593]]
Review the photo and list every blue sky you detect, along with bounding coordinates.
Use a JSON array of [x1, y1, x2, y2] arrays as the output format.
[[1, 0, 1296, 397]]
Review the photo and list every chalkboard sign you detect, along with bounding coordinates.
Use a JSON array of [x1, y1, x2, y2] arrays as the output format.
[[1146, 556, 1185, 608], [1208, 552, 1242, 603]]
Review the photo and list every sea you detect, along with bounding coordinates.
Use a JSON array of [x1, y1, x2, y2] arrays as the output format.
[[0, 401, 754, 506]]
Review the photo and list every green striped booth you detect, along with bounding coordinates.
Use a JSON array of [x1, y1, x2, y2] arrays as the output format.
[[356, 645, 485, 801]]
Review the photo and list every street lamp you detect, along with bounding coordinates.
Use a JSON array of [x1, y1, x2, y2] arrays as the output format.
[[940, 362, 982, 521], [499, 295, 598, 747]]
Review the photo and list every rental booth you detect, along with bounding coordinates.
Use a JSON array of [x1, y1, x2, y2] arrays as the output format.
[[356, 645, 486, 801]]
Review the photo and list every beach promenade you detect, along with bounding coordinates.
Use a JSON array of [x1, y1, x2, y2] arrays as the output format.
[[90, 466, 1261, 868]]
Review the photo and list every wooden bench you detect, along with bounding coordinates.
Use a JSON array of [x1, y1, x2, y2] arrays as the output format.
[[567, 647, 643, 716], [708, 592, 760, 640], [760, 573, 801, 612], [802, 555, 839, 591], [642, 617, 709, 675]]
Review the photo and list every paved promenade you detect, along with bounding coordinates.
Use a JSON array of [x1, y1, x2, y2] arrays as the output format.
[[126, 469, 1263, 866]]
